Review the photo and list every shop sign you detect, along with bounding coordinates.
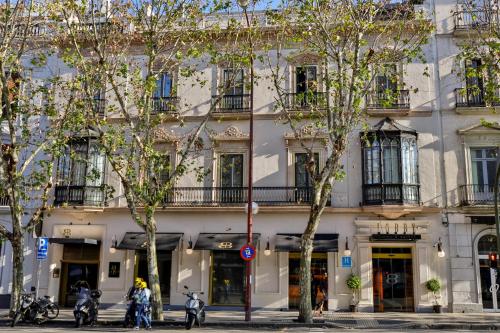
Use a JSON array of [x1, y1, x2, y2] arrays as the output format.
[[108, 262, 120, 278], [370, 234, 421, 242], [37, 237, 49, 260], [240, 244, 256, 261], [218, 241, 233, 249], [341, 256, 352, 268]]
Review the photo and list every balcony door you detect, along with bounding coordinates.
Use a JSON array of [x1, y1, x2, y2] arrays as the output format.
[[294, 153, 318, 203], [374, 64, 398, 105], [470, 147, 497, 203], [222, 69, 245, 109], [295, 66, 317, 106], [219, 153, 244, 203], [465, 59, 484, 105]]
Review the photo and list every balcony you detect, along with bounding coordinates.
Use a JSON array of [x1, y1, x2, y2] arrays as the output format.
[[54, 185, 106, 207], [362, 184, 420, 206], [212, 94, 250, 113], [459, 184, 497, 206], [284, 92, 327, 110], [366, 90, 410, 111], [152, 96, 179, 114], [161, 186, 317, 206], [454, 87, 500, 107], [454, 8, 498, 31], [0, 196, 8, 206]]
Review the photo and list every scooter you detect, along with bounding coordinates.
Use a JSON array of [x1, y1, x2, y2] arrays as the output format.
[[183, 285, 205, 330], [73, 286, 102, 328]]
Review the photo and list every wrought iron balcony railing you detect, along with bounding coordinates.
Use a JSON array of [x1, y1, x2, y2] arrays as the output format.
[[152, 96, 179, 114], [366, 90, 410, 110], [459, 184, 498, 206], [454, 8, 498, 30], [362, 183, 420, 205], [212, 94, 251, 112], [54, 185, 106, 207], [284, 92, 327, 109], [161, 186, 317, 206], [454, 88, 500, 107], [0, 196, 9, 206]]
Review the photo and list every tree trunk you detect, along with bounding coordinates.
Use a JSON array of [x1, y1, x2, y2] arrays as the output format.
[[9, 235, 24, 316], [145, 215, 163, 320], [298, 232, 314, 323]]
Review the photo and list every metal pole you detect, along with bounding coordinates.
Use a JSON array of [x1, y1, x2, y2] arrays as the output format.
[[495, 148, 500, 260], [243, 6, 253, 322]]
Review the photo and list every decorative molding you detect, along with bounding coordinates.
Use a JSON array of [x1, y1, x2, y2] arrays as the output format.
[[458, 122, 500, 136], [210, 125, 249, 142], [287, 51, 321, 65], [284, 123, 328, 147], [152, 128, 181, 147]]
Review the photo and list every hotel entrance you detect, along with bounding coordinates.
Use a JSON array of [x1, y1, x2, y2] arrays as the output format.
[[372, 247, 414, 312], [210, 251, 246, 305]]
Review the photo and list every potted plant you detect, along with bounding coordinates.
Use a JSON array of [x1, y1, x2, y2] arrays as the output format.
[[346, 274, 361, 312], [425, 278, 442, 313]]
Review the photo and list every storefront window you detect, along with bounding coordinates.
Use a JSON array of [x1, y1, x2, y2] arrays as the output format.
[[211, 251, 246, 305]]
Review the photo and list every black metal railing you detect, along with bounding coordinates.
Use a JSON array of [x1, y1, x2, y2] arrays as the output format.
[[0, 196, 9, 206], [212, 94, 251, 112], [54, 185, 106, 206], [459, 184, 498, 206], [285, 92, 327, 109], [454, 88, 500, 107], [92, 98, 106, 116], [454, 9, 498, 30], [161, 186, 317, 206], [152, 96, 179, 113], [362, 183, 420, 205], [366, 90, 410, 109]]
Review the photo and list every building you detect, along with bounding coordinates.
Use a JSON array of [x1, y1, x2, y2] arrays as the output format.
[[0, 0, 498, 313]]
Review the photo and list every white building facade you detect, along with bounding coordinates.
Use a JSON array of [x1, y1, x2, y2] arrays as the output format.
[[0, 0, 499, 313]]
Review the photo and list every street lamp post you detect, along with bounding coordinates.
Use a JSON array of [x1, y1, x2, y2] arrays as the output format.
[[239, 0, 254, 322]]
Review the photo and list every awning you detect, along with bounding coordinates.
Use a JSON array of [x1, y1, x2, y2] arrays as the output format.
[[49, 238, 100, 245], [194, 233, 261, 251], [116, 232, 183, 251], [274, 233, 339, 252]]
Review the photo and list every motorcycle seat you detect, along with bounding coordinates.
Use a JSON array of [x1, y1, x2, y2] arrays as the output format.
[[43, 296, 50, 299]]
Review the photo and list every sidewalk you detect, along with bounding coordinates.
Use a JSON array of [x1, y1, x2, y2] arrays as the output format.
[[1, 309, 500, 330]]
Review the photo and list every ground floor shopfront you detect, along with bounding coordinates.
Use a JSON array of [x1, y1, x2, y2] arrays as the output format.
[[35, 209, 448, 312]]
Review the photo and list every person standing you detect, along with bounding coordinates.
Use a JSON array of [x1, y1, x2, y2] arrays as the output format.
[[134, 281, 151, 330]]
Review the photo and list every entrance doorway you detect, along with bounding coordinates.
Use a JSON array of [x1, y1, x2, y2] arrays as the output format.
[[210, 251, 246, 305], [135, 250, 172, 304], [477, 234, 500, 311], [59, 243, 100, 307], [288, 252, 328, 310], [372, 247, 414, 312]]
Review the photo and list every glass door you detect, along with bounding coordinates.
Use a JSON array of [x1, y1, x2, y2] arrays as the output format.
[[210, 251, 246, 305], [372, 247, 414, 312], [478, 234, 499, 311]]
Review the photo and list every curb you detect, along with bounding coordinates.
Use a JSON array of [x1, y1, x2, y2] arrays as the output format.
[[1, 319, 500, 330]]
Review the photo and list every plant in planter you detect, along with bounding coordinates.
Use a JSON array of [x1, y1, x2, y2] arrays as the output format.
[[425, 278, 442, 313], [346, 274, 361, 312]]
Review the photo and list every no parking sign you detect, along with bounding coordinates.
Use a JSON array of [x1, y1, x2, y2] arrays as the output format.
[[240, 244, 256, 261]]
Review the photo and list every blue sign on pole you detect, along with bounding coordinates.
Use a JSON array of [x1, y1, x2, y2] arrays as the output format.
[[341, 256, 352, 268], [240, 244, 256, 261], [37, 237, 48, 260]]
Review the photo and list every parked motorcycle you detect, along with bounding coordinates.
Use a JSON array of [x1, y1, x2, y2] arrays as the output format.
[[72, 283, 101, 328], [11, 287, 59, 327], [183, 285, 205, 330]]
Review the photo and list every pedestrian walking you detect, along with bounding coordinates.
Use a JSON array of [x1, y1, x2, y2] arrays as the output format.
[[133, 281, 151, 330]]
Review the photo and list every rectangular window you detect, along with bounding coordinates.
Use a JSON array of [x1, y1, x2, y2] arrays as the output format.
[[296, 66, 317, 93], [223, 69, 244, 96], [375, 64, 397, 93], [295, 152, 319, 187], [471, 147, 497, 186], [153, 73, 172, 98], [219, 154, 243, 187]]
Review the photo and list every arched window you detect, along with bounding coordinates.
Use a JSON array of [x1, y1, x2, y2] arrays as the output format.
[[360, 118, 420, 205]]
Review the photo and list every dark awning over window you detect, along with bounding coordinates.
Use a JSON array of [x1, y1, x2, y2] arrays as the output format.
[[194, 233, 261, 251], [275, 233, 339, 252], [116, 232, 183, 251], [49, 238, 100, 245]]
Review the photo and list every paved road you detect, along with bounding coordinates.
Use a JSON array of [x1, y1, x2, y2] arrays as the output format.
[[0, 328, 488, 333]]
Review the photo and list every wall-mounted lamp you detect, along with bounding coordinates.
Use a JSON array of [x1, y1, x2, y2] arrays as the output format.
[[343, 236, 351, 257], [110, 235, 117, 254], [264, 238, 271, 256], [186, 237, 193, 255], [441, 213, 449, 227], [434, 237, 445, 258]]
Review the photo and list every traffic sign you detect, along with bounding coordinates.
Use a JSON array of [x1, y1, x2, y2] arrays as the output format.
[[37, 237, 48, 260], [341, 256, 352, 268], [240, 244, 256, 261]]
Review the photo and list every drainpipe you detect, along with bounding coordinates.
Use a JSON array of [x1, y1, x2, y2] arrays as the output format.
[[431, 0, 453, 311]]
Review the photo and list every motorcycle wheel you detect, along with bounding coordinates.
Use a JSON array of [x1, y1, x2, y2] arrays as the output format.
[[185, 314, 195, 330], [11, 311, 21, 327], [46, 303, 59, 319], [75, 315, 84, 328]]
